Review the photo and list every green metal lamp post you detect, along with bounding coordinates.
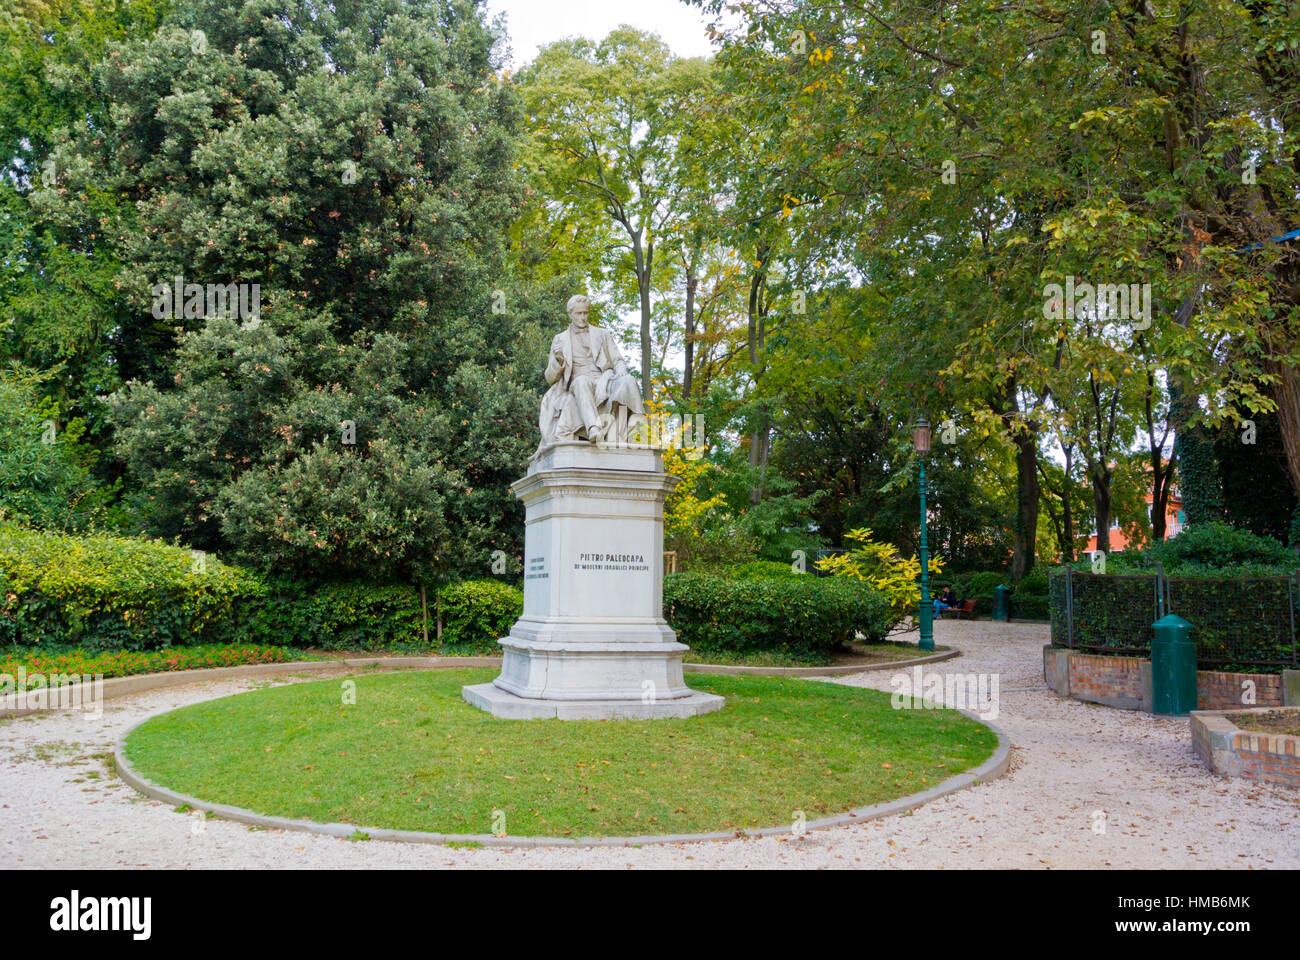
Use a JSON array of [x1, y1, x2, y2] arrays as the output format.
[[912, 416, 934, 653]]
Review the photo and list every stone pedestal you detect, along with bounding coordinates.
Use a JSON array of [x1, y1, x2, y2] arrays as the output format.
[[462, 441, 724, 720]]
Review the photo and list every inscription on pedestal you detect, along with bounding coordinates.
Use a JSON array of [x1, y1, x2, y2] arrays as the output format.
[[574, 551, 650, 572], [526, 556, 548, 581]]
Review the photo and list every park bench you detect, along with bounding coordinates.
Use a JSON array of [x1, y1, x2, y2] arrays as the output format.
[[938, 598, 977, 620]]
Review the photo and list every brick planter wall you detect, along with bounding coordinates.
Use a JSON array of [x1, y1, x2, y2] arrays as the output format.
[[1191, 708, 1300, 788], [1043, 646, 1299, 713], [1198, 672, 1284, 711]]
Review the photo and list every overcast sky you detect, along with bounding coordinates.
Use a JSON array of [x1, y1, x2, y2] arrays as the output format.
[[484, 0, 719, 68]]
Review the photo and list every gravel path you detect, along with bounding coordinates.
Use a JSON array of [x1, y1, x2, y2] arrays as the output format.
[[3, 620, 1297, 869]]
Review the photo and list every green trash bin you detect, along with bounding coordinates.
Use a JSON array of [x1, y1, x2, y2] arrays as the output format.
[[992, 584, 1011, 622], [1151, 614, 1197, 716]]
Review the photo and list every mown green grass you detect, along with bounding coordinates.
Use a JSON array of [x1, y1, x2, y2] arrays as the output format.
[[124, 669, 996, 838]]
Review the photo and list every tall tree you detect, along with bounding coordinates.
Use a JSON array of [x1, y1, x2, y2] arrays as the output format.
[[517, 28, 711, 401], [0, 0, 170, 470], [44, 0, 534, 581]]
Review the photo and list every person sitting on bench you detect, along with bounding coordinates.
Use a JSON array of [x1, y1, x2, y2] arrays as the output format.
[[934, 586, 960, 616]]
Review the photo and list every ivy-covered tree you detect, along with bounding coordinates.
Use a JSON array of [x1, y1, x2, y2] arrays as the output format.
[[1212, 410, 1299, 543]]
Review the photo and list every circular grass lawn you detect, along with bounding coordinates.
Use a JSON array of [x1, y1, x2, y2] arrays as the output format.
[[123, 668, 997, 838]]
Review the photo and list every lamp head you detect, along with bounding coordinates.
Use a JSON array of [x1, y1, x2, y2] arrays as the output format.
[[911, 416, 932, 456]]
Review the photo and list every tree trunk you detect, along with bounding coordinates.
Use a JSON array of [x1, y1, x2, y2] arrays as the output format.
[[1091, 466, 1113, 556], [683, 266, 697, 401], [746, 247, 770, 500], [1061, 444, 1075, 562], [1150, 482, 1167, 542], [1268, 359, 1300, 499], [1150, 450, 1172, 543], [1010, 426, 1040, 581], [632, 232, 654, 402]]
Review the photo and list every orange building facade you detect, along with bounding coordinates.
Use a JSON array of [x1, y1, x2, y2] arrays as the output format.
[[1085, 490, 1185, 554]]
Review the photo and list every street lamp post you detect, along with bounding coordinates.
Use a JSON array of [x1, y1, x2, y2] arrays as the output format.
[[912, 416, 934, 653]]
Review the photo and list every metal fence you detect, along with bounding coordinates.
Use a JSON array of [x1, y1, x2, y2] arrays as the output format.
[[1049, 565, 1299, 668]]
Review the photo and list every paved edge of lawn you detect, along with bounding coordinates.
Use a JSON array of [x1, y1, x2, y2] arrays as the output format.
[[1, 648, 960, 719], [111, 680, 1011, 849], [684, 646, 958, 675]]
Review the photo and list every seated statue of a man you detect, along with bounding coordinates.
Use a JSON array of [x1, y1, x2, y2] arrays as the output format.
[[539, 295, 644, 446]]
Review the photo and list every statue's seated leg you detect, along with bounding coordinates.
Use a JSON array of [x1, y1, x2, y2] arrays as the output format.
[[571, 376, 604, 442], [554, 393, 584, 441]]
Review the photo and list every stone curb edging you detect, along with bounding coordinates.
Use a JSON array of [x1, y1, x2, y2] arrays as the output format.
[[682, 647, 959, 677], [112, 690, 1010, 849], [2, 647, 960, 718]]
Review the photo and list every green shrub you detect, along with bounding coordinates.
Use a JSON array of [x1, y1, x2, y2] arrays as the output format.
[[1010, 568, 1049, 619], [1076, 524, 1296, 577], [0, 522, 265, 650], [727, 560, 803, 579], [0, 523, 523, 653], [1010, 592, 1049, 619], [248, 578, 425, 650], [435, 579, 522, 652], [664, 572, 898, 663], [954, 571, 1009, 597], [1145, 522, 1295, 571]]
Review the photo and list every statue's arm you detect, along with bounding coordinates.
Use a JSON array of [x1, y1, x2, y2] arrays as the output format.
[[544, 339, 564, 385]]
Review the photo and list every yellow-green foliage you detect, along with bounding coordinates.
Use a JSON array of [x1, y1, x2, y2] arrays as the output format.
[[0, 522, 264, 649], [663, 448, 728, 542], [0, 522, 522, 652], [660, 442, 756, 567], [814, 528, 943, 623]]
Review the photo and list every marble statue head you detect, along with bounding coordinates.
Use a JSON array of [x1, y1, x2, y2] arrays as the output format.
[[566, 294, 590, 328]]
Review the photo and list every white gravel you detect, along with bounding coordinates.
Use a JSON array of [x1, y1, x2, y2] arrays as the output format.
[[3, 620, 1297, 869]]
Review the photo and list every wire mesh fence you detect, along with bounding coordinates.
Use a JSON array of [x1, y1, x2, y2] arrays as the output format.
[[1049, 566, 1299, 669]]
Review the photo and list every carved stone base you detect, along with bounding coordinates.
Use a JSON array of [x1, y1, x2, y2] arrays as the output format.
[[495, 636, 691, 701], [462, 442, 723, 720], [462, 682, 725, 720]]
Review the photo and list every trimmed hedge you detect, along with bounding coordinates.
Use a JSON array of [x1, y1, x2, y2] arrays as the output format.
[[436, 579, 523, 652], [1049, 567, 1298, 669], [0, 523, 265, 650], [246, 579, 426, 650], [0, 523, 521, 652], [1011, 568, 1049, 620], [726, 560, 803, 579], [664, 572, 898, 662]]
